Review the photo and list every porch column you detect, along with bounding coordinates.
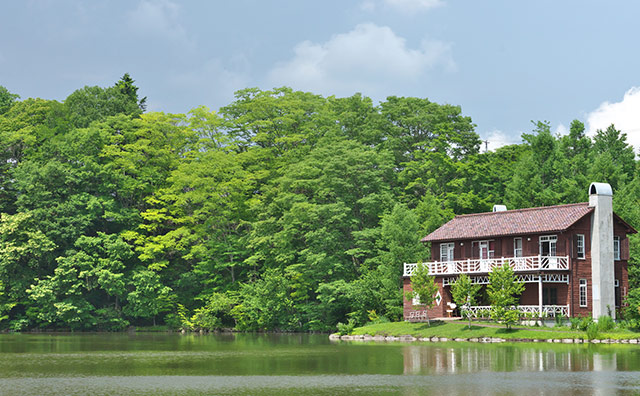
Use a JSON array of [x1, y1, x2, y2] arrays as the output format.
[[538, 276, 543, 316]]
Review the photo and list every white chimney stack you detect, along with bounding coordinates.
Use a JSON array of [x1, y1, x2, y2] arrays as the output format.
[[588, 182, 615, 319]]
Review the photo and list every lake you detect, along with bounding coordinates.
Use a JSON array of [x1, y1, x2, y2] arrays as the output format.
[[0, 333, 639, 395]]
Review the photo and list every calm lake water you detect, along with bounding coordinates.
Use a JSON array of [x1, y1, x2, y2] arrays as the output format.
[[0, 333, 640, 395]]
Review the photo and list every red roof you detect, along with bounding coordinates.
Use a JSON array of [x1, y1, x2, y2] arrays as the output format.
[[422, 202, 594, 242]]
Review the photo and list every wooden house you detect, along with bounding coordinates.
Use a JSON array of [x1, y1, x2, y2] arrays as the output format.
[[403, 183, 636, 320]]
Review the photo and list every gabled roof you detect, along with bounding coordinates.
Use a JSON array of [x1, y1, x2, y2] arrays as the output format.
[[422, 202, 594, 242]]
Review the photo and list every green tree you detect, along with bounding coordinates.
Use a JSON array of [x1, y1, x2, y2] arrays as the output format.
[[450, 273, 481, 329], [0, 85, 19, 115], [487, 263, 524, 329], [406, 262, 438, 326], [125, 270, 172, 326]]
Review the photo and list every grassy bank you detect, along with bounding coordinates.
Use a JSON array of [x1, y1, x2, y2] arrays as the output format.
[[350, 320, 640, 341]]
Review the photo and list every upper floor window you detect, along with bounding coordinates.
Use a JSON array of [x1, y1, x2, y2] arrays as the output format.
[[440, 242, 455, 262], [614, 236, 621, 260], [577, 234, 585, 259], [514, 238, 522, 258], [540, 235, 557, 256], [478, 240, 494, 259]]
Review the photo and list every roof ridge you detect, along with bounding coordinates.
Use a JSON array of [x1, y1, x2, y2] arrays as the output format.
[[455, 202, 588, 218]]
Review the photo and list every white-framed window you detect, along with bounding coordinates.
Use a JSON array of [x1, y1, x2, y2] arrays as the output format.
[[579, 279, 587, 307], [514, 238, 522, 258], [440, 242, 455, 262], [577, 234, 585, 259], [540, 235, 557, 256], [614, 236, 621, 260], [478, 240, 494, 259]]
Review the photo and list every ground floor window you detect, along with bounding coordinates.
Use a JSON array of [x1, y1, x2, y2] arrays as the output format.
[[579, 279, 587, 307]]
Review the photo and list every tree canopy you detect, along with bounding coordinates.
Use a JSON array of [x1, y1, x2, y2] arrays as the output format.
[[0, 78, 638, 331]]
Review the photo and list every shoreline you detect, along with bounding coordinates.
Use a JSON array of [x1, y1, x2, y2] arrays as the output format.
[[330, 333, 640, 344]]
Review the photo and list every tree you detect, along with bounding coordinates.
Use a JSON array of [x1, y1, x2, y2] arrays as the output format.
[[451, 273, 481, 329], [406, 262, 438, 326], [487, 262, 524, 329], [125, 270, 172, 326], [0, 86, 19, 115]]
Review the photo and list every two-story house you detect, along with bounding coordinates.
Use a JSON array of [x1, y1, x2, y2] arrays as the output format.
[[403, 182, 636, 321]]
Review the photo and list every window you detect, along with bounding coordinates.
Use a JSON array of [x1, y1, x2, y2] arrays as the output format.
[[440, 242, 455, 262], [577, 234, 585, 259], [478, 240, 494, 259], [514, 238, 523, 258], [614, 236, 621, 260], [579, 279, 587, 307], [540, 235, 557, 256]]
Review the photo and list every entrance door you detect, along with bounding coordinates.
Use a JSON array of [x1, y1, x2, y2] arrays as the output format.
[[539, 235, 558, 268], [479, 241, 490, 259]]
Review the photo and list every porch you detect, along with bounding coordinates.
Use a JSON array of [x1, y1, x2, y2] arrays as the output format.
[[403, 255, 569, 277], [405, 304, 570, 322]]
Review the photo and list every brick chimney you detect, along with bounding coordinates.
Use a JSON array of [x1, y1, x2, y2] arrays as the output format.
[[588, 182, 615, 319]]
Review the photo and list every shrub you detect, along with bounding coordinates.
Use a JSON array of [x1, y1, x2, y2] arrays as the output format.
[[586, 322, 600, 340], [570, 316, 581, 330], [578, 315, 594, 331], [554, 315, 564, 327], [336, 318, 356, 335], [597, 315, 615, 332]]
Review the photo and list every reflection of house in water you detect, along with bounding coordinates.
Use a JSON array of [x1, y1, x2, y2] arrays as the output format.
[[402, 345, 616, 375]]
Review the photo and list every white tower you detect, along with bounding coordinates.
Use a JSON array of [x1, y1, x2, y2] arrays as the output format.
[[588, 182, 615, 319]]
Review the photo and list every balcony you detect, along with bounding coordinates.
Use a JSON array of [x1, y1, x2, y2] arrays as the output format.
[[403, 255, 569, 277]]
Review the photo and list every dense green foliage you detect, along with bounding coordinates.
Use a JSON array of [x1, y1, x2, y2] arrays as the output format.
[[406, 262, 439, 326], [487, 263, 525, 329], [451, 273, 481, 329], [0, 77, 639, 332]]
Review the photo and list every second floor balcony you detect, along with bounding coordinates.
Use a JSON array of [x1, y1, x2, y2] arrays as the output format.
[[403, 255, 569, 277]]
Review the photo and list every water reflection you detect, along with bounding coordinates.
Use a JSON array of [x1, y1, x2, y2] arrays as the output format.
[[401, 343, 628, 374], [1, 334, 640, 395]]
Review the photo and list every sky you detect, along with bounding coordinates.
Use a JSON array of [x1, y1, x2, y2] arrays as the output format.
[[2, 0, 640, 152]]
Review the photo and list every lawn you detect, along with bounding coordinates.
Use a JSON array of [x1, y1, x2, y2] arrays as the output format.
[[350, 320, 640, 340]]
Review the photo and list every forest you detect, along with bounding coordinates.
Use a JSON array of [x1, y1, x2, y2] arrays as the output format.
[[0, 75, 639, 332]]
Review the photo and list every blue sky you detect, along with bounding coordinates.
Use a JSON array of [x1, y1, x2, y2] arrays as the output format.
[[2, 0, 640, 151]]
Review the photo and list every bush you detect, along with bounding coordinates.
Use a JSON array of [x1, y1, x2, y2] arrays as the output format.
[[570, 316, 581, 330], [554, 315, 565, 327], [597, 315, 615, 332], [336, 318, 356, 335], [620, 319, 640, 331], [586, 322, 600, 340], [578, 315, 594, 331]]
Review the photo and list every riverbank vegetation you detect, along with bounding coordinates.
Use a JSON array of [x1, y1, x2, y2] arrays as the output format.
[[1, 76, 640, 332], [350, 320, 640, 341]]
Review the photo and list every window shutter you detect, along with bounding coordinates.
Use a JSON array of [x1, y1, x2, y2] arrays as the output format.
[[622, 237, 630, 260]]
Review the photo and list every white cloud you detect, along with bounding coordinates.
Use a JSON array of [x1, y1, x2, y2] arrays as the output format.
[[480, 130, 519, 152], [268, 23, 454, 98], [586, 87, 640, 154], [554, 123, 569, 136], [383, 0, 443, 12], [126, 0, 194, 50]]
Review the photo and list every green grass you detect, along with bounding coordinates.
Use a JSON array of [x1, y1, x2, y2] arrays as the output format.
[[350, 320, 640, 340]]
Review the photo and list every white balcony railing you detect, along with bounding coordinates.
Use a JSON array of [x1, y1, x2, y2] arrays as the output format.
[[463, 305, 570, 318], [403, 255, 569, 277]]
